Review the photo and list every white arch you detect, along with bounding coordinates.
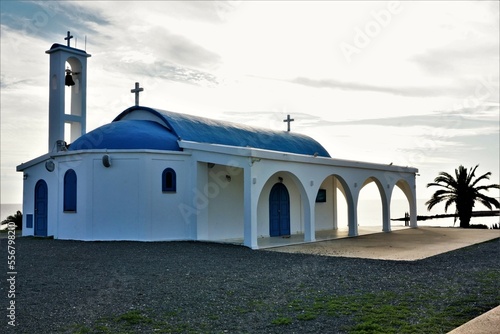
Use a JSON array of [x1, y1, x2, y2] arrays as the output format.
[[315, 174, 357, 237], [360, 176, 391, 232], [256, 170, 312, 245]]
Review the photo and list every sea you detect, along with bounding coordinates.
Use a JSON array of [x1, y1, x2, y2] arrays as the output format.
[[1, 200, 498, 229]]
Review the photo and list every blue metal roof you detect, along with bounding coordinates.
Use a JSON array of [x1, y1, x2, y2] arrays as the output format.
[[114, 106, 331, 157], [69, 120, 180, 151]]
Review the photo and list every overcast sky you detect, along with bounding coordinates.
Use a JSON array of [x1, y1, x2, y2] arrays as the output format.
[[1, 1, 499, 211]]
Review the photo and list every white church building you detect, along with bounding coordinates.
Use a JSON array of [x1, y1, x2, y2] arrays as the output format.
[[17, 35, 418, 249]]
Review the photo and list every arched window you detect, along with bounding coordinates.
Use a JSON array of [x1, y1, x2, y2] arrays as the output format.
[[162, 168, 176, 192], [64, 169, 77, 212]]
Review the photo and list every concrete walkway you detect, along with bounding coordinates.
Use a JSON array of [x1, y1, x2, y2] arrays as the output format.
[[267, 226, 499, 261], [447, 305, 500, 334]]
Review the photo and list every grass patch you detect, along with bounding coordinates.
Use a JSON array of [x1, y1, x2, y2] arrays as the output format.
[[67, 324, 93, 334], [297, 311, 317, 321], [66, 268, 499, 333], [279, 275, 500, 334], [115, 310, 153, 326], [271, 316, 292, 325]]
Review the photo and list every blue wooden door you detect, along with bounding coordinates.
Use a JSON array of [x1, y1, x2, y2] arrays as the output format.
[[269, 183, 290, 237], [34, 180, 48, 237]]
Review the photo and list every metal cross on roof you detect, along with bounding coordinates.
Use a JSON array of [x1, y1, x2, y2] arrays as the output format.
[[130, 82, 144, 106], [64, 31, 73, 47], [283, 114, 294, 132]]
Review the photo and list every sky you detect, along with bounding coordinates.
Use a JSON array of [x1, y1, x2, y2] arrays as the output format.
[[1, 1, 499, 215]]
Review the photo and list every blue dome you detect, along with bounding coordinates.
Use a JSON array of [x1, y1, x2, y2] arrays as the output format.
[[69, 120, 180, 151], [114, 106, 331, 157], [69, 106, 331, 157]]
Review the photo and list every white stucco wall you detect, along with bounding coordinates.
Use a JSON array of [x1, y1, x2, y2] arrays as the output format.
[[206, 164, 244, 240], [314, 176, 336, 231], [90, 156, 143, 240], [85, 152, 193, 241], [149, 157, 193, 240], [20, 150, 195, 241]]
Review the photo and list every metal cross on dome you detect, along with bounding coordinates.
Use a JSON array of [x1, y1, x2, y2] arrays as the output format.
[[64, 31, 73, 47], [130, 82, 144, 106], [283, 114, 294, 132]]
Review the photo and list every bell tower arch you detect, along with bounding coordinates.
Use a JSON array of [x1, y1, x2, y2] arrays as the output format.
[[45, 31, 91, 152]]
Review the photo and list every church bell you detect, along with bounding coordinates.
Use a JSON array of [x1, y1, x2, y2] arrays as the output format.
[[65, 68, 75, 86]]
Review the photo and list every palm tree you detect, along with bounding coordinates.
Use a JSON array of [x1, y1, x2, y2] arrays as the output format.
[[426, 165, 499, 228], [1, 210, 23, 230]]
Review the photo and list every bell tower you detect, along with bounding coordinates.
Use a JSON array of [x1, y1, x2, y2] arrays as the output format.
[[45, 31, 91, 152]]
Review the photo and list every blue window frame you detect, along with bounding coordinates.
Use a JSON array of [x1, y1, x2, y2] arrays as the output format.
[[162, 168, 176, 192], [26, 214, 33, 228], [64, 169, 77, 212]]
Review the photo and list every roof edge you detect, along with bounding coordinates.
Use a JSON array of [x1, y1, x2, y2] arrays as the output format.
[[113, 106, 180, 139], [45, 43, 91, 57]]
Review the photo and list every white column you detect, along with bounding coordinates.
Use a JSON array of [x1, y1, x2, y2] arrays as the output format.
[[243, 166, 258, 249], [410, 190, 418, 228], [348, 185, 359, 237], [348, 205, 358, 236], [304, 197, 315, 242], [332, 177, 338, 230], [195, 162, 209, 240], [382, 188, 392, 232], [382, 199, 391, 232]]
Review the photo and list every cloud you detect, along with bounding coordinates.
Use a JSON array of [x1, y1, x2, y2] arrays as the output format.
[[290, 77, 464, 98], [110, 60, 219, 87], [0, 1, 110, 42], [0, 76, 33, 90], [160, 1, 243, 22], [151, 28, 222, 70], [290, 72, 500, 101], [320, 106, 499, 131], [29, 2, 223, 72], [411, 44, 499, 77]]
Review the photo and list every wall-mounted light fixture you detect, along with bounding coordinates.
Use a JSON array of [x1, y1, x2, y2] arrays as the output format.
[[23, 173, 29, 180], [226, 175, 231, 182], [45, 160, 55, 172], [207, 163, 215, 169], [278, 177, 283, 183], [102, 154, 111, 168]]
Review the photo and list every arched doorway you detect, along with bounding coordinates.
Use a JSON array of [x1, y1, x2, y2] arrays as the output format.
[[34, 180, 48, 237], [269, 183, 290, 236]]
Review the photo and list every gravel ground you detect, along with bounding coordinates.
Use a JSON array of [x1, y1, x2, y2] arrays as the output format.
[[1, 237, 499, 333]]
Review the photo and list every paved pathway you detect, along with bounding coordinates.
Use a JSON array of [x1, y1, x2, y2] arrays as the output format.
[[268, 227, 499, 261]]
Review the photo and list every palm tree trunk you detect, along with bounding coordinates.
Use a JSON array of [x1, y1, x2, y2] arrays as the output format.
[[458, 206, 473, 228]]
